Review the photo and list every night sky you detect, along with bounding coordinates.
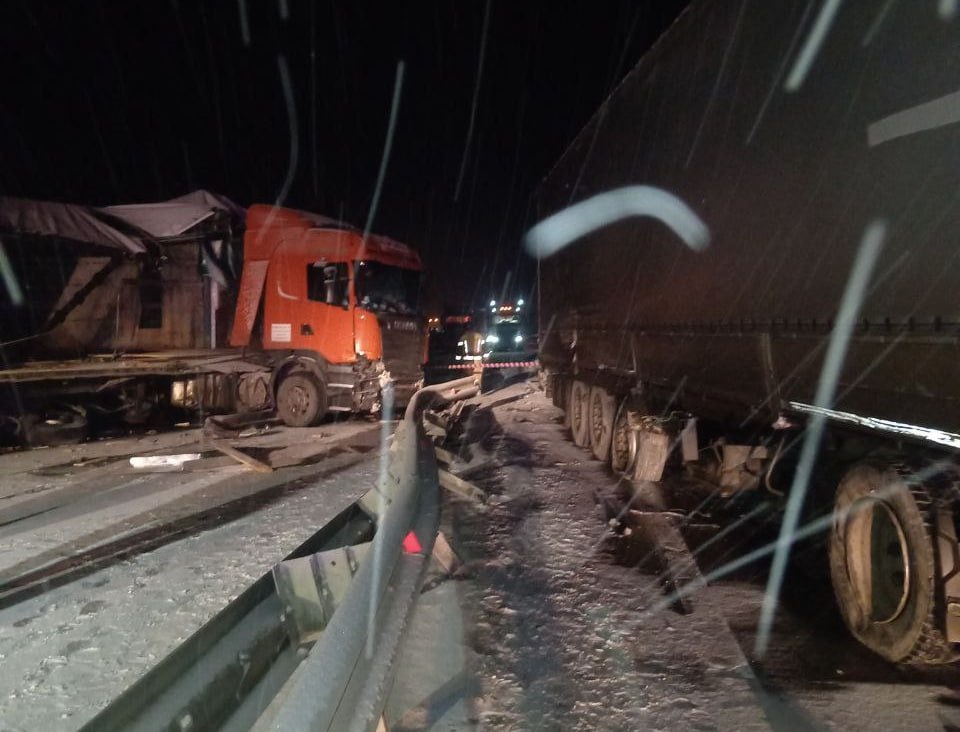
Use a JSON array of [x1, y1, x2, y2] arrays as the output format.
[[0, 0, 687, 313]]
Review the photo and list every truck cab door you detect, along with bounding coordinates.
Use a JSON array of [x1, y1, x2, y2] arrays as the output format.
[[263, 244, 355, 364]]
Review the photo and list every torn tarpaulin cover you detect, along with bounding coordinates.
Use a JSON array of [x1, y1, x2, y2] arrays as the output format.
[[98, 190, 244, 239], [0, 196, 146, 254]]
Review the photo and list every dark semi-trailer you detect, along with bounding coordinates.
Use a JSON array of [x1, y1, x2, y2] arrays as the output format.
[[535, 0, 960, 664]]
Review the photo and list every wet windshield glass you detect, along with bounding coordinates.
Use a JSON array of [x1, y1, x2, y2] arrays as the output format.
[[7, 2, 960, 731], [354, 261, 420, 315]]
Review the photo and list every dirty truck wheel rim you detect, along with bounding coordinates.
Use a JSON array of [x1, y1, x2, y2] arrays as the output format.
[[572, 391, 583, 434], [591, 394, 604, 446], [287, 384, 313, 417], [843, 496, 911, 626], [611, 402, 633, 472]]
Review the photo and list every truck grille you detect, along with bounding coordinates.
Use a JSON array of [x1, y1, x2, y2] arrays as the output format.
[[377, 315, 424, 402]]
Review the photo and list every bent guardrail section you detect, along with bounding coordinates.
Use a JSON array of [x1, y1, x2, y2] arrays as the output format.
[[79, 376, 477, 732]]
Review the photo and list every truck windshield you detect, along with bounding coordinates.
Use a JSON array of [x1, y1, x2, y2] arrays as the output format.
[[354, 260, 420, 315]]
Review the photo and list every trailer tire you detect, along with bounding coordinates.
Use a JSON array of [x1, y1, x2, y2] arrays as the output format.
[[588, 386, 616, 462], [829, 463, 958, 664], [276, 373, 327, 427], [570, 380, 591, 448]]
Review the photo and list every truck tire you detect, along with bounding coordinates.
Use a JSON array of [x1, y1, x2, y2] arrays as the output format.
[[20, 411, 89, 447], [276, 373, 328, 427], [588, 386, 616, 462], [570, 380, 591, 448], [829, 463, 958, 664]]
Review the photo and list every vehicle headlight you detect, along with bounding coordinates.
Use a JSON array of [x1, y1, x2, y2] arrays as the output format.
[[484, 334, 499, 344], [514, 334, 523, 343]]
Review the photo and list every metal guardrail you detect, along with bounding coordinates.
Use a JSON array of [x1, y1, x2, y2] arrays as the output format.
[[79, 375, 478, 732]]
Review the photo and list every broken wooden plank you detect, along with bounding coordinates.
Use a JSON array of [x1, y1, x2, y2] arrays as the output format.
[[433, 446, 457, 466], [431, 531, 461, 574], [630, 511, 699, 615], [437, 469, 486, 504], [209, 439, 274, 473]]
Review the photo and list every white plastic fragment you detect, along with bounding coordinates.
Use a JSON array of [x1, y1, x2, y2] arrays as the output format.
[[129, 454, 202, 471]]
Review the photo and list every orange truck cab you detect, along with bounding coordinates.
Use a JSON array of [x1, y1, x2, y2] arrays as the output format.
[[229, 205, 424, 425]]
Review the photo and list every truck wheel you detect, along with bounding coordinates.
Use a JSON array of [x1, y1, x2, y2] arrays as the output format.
[[611, 398, 638, 473], [570, 380, 591, 447], [276, 373, 327, 427], [588, 386, 616, 461], [20, 411, 89, 447], [829, 463, 958, 664]]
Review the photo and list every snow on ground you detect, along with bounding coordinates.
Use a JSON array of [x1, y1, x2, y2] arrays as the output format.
[[0, 467, 245, 570], [443, 389, 767, 731], [442, 385, 960, 731], [0, 458, 378, 732]]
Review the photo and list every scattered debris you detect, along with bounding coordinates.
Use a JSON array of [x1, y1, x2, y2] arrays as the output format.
[[238, 425, 273, 439], [433, 445, 458, 466], [202, 410, 277, 440], [629, 511, 701, 615], [208, 440, 274, 473], [438, 468, 487, 504], [431, 531, 461, 574], [129, 454, 201, 471]]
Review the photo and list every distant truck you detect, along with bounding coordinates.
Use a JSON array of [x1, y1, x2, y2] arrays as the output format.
[[537, 1, 960, 664], [0, 194, 424, 442]]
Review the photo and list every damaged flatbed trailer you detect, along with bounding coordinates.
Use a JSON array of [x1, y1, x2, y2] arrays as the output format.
[[0, 195, 426, 444], [535, 1, 960, 665]]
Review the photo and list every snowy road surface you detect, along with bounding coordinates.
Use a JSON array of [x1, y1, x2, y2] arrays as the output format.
[[403, 382, 960, 731], [4, 383, 960, 731], [0, 419, 380, 594], [0, 457, 378, 731]]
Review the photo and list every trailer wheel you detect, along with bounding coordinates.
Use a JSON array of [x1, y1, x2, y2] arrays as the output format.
[[570, 380, 591, 447], [276, 373, 327, 427], [829, 463, 957, 664], [588, 386, 616, 461]]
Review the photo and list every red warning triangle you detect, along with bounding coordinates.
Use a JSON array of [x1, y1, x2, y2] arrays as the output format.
[[402, 531, 423, 554]]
